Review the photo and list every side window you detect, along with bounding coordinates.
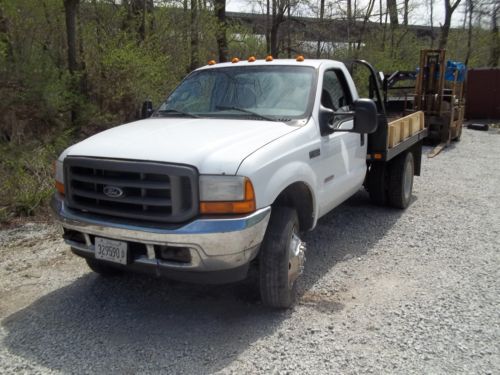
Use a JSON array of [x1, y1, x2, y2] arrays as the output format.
[[321, 70, 352, 112]]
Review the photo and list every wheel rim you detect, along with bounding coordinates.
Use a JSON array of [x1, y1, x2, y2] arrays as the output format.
[[288, 226, 306, 289], [403, 157, 414, 201]]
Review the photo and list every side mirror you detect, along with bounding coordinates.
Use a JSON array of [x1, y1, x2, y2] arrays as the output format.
[[319, 98, 378, 136], [141, 100, 154, 119], [352, 99, 377, 134], [318, 105, 335, 136]]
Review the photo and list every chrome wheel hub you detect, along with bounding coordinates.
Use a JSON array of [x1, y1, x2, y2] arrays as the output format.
[[288, 230, 306, 288]]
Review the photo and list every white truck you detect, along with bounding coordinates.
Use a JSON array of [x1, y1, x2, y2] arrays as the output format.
[[52, 58, 427, 308]]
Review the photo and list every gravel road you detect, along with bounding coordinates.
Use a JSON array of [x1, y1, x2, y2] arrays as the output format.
[[1, 127, 499, 374]]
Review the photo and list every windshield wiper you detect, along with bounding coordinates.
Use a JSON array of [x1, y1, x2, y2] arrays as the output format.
[[155, 109, 200, 118], [215, 105, 276, 121]]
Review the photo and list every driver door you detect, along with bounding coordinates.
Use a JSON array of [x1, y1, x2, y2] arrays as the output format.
[[316, 69, 367, 216]]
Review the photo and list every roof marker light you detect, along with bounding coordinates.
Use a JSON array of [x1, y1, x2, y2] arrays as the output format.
[[248, 56, 256, 62], [265, 55, 273, 62], [296, 55, 305, 62], [208, 60, 216, 65], [231, 57, 240, 63]]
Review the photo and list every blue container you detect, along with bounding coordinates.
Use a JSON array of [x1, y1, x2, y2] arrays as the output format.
[[445, 61, 466, 82]]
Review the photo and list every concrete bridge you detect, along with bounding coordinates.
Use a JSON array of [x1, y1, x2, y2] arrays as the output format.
[[226, 11, 434, 44]]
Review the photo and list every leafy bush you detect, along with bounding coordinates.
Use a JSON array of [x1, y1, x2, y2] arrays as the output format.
[[0, 133, 71, 222]]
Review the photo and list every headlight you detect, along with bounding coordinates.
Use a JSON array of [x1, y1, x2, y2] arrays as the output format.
[[54, 159, 65, 195], [199, 175, 256, 214]]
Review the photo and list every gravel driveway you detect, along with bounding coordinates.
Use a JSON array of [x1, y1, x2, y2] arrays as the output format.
[[1, 127, 499, 374]]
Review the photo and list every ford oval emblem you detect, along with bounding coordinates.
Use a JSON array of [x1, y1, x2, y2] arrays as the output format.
[[103, 185, 125, 198]]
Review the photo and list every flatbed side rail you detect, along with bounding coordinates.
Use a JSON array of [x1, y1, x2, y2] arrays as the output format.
[[367, 127, 428, 162]]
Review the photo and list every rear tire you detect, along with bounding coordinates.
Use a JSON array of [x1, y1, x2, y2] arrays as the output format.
[[367, 162, 388, 206], [86, 258, 123, 277], [388, 152, 414, 209], [259, 207, 305, 309]]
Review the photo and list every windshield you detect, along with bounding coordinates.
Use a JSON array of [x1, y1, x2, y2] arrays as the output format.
[[155, 65, 317, 121]]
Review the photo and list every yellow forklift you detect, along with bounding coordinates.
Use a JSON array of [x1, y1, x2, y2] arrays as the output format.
[[413, 50, 466, 157]]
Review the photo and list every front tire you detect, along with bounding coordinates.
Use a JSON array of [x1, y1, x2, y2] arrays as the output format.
[[259, 207, 305, 309]]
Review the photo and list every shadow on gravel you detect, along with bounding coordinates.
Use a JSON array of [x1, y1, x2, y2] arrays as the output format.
[[2, 189, 405, 373], [2, 274, 286, 373], [299, 190, 407, 300]]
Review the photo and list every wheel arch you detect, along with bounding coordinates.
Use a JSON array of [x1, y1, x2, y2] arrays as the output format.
[[272, 182, 315, 232]]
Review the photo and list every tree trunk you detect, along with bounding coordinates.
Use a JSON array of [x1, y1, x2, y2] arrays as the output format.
[[347, 0, 352, 52], [64, 0, 79, 75], [387, 0, 398, 53], [316, 0, 325, 58], [464, 0, 473, 66], [126, 0, 153, 41], [387, 0, 398, 26], [381, 7, 388, 50], [214, 0, 227, 62], [189, 0, 199, 71], [183, 0, 188, 65], [287, 5, 291, 58], [438, 0, 462, 50], [356, 0, 376, 53], [403, 0, 409, 26], [266, 0, 271, 54], [270, 0, 286, 57], [0, 6, 13, 61], [379, 0, 383, 24], [64, 0, 80, 126], [429, 0, 435, 47], [270, 23, 279, 57]]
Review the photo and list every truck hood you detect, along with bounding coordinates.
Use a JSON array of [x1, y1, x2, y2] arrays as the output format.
[[64, 117, 297, 175]]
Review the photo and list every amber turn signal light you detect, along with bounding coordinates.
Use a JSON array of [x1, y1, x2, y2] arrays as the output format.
[[56, 181, 65, 195], [200, 179, 256, 214]]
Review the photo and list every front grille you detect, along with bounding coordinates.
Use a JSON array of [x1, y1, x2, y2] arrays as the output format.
[[64, 157, 198, 223]]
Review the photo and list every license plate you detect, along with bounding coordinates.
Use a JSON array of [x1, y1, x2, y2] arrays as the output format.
[[95, 237, 128, 265]]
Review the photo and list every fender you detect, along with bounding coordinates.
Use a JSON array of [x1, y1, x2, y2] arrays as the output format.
[[265, 161, 319, 230], [242, 159, 320, 230]]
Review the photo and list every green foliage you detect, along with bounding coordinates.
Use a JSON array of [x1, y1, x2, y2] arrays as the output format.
[[86, 38, 172, 123], [0, 132, 71, 222], [227, 25, 267, 59]]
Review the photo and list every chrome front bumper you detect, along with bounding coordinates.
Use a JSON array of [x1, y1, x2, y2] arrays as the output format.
[[51, 194, 271, 283]]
